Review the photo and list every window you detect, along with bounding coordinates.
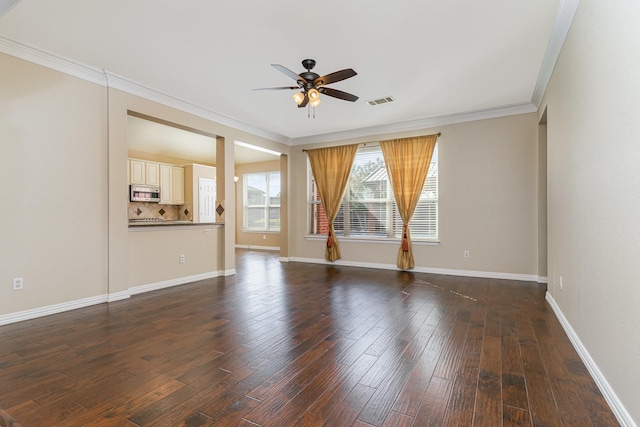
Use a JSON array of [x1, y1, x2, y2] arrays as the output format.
[[244, 171, 280, 231], [308, 143, 438, 240]]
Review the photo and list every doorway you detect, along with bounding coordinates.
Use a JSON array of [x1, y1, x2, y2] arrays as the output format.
[[199, 178, 217, 223], [233, 141, 286, 259]]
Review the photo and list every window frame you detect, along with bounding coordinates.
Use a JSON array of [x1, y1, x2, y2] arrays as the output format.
[[243, 171, 281, 232], [306, 142, 439, 243]]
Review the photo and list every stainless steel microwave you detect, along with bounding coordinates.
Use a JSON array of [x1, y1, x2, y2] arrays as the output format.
[[130, 185, 160, 202]]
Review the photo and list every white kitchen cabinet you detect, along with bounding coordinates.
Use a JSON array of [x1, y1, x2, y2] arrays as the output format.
[[145, 162, 160, 186], [129, 159, 145, 184], [172, 167, 185, 204], [159, 164, 184, 205], [129, 159, 160, 185], [159, 164, 173, 204]]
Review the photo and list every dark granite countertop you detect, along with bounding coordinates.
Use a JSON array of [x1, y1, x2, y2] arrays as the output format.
[[128, 220, 223, 228]]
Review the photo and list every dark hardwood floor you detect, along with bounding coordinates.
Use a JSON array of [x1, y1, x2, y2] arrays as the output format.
[[0, 249, 619, 426]]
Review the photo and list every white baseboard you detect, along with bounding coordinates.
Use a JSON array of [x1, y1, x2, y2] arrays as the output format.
[[0, 270, 229, 326], [129, 271, 224, 295], [288, 256, 542, 283], [0, 294, 109, 326], [107, 290, 131, 302], [235, 244, 280, 251], [545, 292, 635, 427]]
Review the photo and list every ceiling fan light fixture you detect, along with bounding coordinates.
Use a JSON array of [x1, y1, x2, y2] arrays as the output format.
[[292, 92, 305, 105], [310, 97, 321, 107], [308, 88, 320, 101]]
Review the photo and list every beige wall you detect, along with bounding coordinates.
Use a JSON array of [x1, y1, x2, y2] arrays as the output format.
[[537, 120, 547, 278], [290, 113, 540, 278], [128, 226, 223, 287], [235, 159, 282, 248], [541, 0, 640, 423], [0, 51, 289, 320], [279, 154, 289, 258], [0, 53, 108, 315]]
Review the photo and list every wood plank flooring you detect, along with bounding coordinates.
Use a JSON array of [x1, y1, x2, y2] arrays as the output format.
[[0, 249, 619, 426]]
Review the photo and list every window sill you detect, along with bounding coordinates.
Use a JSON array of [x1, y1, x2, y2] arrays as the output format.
[[305, 235, 440, 246], [242, 230, 280, 234]]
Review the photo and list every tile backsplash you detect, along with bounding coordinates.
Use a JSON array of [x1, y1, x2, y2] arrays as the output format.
[[128, 202, 192, 221]]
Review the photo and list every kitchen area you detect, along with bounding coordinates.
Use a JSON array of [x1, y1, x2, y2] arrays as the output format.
[[127, 159, 220, 226], [127, 113, 223, 226], [122, 110, 285, 292], [126, 113, 226, 292]]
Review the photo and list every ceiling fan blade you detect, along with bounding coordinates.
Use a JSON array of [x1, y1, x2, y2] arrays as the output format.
[[272, 64, 303, 82], [298, 94, 309, 108], [319, 87, 359, 102], [314, 69, 357, 86], [252, 86, 299, 91]]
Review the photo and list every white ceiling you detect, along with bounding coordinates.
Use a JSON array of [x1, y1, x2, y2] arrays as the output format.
[[0, 0, 568, 146]]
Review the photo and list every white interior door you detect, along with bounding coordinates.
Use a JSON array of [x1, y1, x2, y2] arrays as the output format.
[[199, 178, 216, 223]]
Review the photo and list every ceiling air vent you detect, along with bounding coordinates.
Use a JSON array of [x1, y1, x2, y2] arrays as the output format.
[[367, 96, 395, 106]]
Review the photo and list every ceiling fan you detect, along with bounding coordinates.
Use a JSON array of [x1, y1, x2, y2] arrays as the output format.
[[253, 59, 359, 112]]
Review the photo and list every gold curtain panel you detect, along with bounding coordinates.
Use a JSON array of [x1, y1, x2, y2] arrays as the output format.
[[380, 133, 438, 269], [306, 144, 359, 262]]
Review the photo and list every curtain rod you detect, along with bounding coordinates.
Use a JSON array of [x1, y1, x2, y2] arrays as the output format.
[[302, 132, 441, 152]]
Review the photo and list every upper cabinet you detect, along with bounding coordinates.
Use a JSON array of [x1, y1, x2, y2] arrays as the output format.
[[172, 167, 185, 205], [159, 164, 172, 204], [129, 159, 160, 186], [129, 159, 145, 185], [129, 158, 185, 205], [145, 162, 160, 186], [159, 164, 184, 205]]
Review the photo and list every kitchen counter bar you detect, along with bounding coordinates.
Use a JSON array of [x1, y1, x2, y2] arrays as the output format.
[[128, 221, 224, 229]]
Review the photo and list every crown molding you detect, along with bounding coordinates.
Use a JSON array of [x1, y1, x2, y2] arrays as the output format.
[[0, 35, 290, 145], [531, 0, 581, 107], [0, 35, 106, 85], [103, 71, 289, 145], [290, 102, 538, 145]]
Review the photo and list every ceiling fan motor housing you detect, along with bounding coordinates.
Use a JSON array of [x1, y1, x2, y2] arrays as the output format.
[[300, 59, 320, 89], [301, 78, 318, 91]]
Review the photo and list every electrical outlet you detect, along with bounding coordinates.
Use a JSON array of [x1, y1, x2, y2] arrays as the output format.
[[464, 250, 470, 259], [179, 254, 185, 264], [560, 276, 563, 290], [204, 229, 211, 234], [13, 277, 23, 291], [263, 235, 267, 240]]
